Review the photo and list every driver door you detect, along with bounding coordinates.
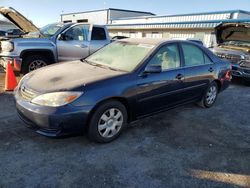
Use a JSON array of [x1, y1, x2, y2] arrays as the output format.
[[57, 24, 90, 62]]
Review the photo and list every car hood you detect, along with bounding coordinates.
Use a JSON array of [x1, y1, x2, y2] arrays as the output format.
[[0, 7, 40, 33], [215, 23, 250, 45], [23, 61, 125, 93]]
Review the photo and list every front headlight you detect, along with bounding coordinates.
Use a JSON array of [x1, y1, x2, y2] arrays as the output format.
[[31, 92, 83, 107], [1, 41, 14, 52]]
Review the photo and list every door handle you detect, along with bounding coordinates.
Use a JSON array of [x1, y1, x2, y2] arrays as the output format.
[[176, 74, 184, 80], [80, 44, 88, 48], [208, 67, 214, 72], [75, 44, 88, 48]]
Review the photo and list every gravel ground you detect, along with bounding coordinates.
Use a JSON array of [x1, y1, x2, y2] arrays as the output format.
[[0, 74, 250, 187]]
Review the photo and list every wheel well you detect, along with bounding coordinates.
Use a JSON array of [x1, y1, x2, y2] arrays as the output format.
[[20, 50, 55, 71], [214, 80, 222, 92], [87, 97, 133, 127]]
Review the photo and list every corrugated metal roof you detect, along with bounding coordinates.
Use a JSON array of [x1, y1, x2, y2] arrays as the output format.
[[61, 8, 155, 16], [107, 19, 250, 29], [111, 9, 250, 21]]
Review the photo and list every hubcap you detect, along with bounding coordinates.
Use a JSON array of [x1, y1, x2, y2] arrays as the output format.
[[98, 108, 123, 138], [206, 85, 217, 105], [29, 60, 47, 72]]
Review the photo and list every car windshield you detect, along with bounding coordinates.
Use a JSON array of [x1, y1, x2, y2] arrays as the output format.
[[40, 23, 63, 37], [86, 41, 155, 72]]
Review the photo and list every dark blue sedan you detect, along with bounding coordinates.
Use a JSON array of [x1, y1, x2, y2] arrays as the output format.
[[15, 39, 231, 143]]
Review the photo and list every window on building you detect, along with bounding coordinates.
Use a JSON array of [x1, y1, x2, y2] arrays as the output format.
[[181, 43, 207, 66], [91, 27, 107, 40], [63, 20, 72, 23], [147, 43, 180, 71], [152, 32, 162, 39], [77, 19, 88, 23], [129, 32, 136, 38]]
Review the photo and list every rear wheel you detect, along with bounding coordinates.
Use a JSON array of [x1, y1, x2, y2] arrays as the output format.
[[87, 100, 127, 143], [198, 82, 218, 108], [22, 55, 49, 74]]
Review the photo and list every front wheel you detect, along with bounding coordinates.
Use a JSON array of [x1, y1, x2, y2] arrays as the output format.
[[199, 82, 218, 108], [87, 100, 127, 143], [22, 55, 49, 74]]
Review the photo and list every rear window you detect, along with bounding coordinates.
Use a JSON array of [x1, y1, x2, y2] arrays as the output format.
[[91, 27, 107, 40], [181, 43, 212, 66]]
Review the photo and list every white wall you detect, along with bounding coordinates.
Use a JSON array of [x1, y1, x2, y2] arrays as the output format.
[[61, 9, 154, 25], [62, 10, 108, 24], [109, 29, 214, 47]]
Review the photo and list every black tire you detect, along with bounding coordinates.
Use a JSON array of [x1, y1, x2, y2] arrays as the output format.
[[22, 55, 49, 74], [198, 82, 218, 108], [87, 100, 127, 143]]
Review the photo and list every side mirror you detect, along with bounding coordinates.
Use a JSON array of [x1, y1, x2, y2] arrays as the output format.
[[58, 33, 66, 41], [144, 65, 162, 74]]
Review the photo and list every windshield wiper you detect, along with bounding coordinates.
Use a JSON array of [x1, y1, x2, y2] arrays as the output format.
[[105, 66, 126, 72], [81, 59, 126, 72]]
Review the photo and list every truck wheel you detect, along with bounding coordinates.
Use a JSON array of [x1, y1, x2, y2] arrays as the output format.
[[22, 55, 49, 74]]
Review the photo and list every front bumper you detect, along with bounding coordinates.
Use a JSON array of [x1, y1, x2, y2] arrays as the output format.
[[231, 64, 250, 81], [0, 56, 22, 72], [15, 92, 94, 137]]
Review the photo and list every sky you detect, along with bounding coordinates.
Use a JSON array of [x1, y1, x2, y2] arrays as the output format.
[[1, 0, 250, 27]]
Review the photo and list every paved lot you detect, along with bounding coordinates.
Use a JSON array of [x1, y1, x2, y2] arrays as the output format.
[[0, 73, 250, 187], [0, 67, 4, 92]]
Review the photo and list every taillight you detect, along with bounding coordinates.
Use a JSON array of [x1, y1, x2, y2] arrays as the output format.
[[225, 70, 232, 80]]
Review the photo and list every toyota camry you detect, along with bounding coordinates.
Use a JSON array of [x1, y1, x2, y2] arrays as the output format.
[[15, 39, 231, 143]]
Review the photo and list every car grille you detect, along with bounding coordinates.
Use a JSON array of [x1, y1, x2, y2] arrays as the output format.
[[19, 86, 38, 101], [216, 53, 242, 63]]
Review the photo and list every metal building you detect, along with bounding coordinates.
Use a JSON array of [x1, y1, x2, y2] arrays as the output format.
[[107, 10, 250, 47], [61, 8, 155, 25]]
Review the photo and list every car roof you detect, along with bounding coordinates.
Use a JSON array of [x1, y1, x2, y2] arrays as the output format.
[[119, 38, 170, 45], [118, 38, 201, 46]]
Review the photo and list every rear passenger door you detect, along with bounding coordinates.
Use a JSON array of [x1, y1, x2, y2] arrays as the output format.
[[89, 26, 110, 54], [181, 43, 215, 101]]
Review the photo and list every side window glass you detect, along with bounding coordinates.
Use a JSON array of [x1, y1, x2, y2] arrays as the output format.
[[91, 27, 107, 40], [64, 25, 89, 41], [147, 44, 181, 71], [204, 54, 213, 64], [182, 43, 205, 66]]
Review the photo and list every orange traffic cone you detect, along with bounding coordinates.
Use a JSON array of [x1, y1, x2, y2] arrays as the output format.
[[5, 62, 18, 91]]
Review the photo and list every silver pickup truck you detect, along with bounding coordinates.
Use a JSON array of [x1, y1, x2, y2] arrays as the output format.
[[0, 7, 111, 73]]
